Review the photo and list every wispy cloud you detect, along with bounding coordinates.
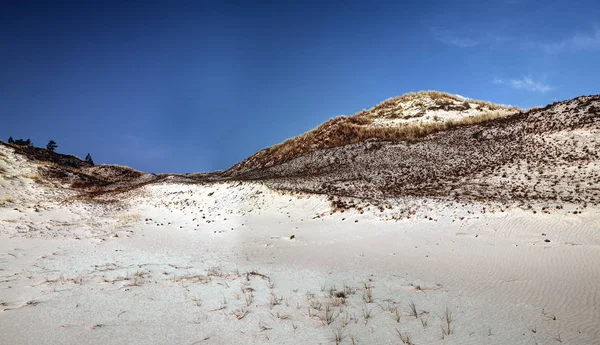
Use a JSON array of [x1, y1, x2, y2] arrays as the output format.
[[431, 27, 479, 48], [511, 76, 552, 93], [431, 24, 600, 54], [493, 75, 553, 93], [538, 27, 600, 53], [453, 94, 470, 100]]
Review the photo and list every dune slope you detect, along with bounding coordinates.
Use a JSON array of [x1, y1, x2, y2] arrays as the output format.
[[1, 92, 599, 345]]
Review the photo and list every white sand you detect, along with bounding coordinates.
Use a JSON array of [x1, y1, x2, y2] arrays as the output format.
[[369, 96, 515, 128], [1, 145, 599, 345]]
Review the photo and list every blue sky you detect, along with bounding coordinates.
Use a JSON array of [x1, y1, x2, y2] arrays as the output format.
[[1, 1, 599, 173]]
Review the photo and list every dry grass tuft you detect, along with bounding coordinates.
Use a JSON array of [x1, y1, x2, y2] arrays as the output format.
[[233, 307, 249, 320], [332, 326, 346, 345], [396, 329, 414, 345], [1, 196, 15, 206], [116, 213, 141, 226], [24, 173, 42, 183], [269, 292, 283, 309], [361, 304, 373, 325], [243, 286, 254, 306], [409, 300, 419, 318], [319, 305, 337, 325], [362, 281, 374, 303], [441, 306, 454, 336], [308, 294, 322, 311], [420, 315, 428, 328]]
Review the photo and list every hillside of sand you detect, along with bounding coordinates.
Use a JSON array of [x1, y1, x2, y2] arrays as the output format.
[[1, 92, 599, 344]]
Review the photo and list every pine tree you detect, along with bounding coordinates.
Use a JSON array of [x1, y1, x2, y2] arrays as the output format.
[[85, 153, 94, 165], [14, 138, 31, 146], [46, 140, 58, 152], [8, 137, 14, 144]]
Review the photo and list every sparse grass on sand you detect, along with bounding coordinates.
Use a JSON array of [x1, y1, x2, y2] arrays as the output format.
[[441, 305, 454, 337], [24, 173, 42, 183], [116, 213, 142, 226], [359, 90, 515, 119], [231, 91, 518, 172], [1, 196, 15, 206]]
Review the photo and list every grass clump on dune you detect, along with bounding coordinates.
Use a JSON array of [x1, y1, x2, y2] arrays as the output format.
[[1, 196, 15, 206], [116, 213, 141, 226]]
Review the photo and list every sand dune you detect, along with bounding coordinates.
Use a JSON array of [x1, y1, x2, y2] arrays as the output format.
[[1, 160, 599, 344], [1, 93, 599, 344]]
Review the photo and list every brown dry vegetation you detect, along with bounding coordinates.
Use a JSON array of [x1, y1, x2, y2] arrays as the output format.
[[2, 91, 598, 210], [4, 143, 92, 169], [355, 90, 514, 120], [226, 91, 518, 175], [0, 141, 163, 202], [223, 94, 600, 207]]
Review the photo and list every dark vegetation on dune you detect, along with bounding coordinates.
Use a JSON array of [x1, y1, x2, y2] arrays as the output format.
[[223, 91, 517, 175], [2, 93, 599, 208], [220, 95, 600, 206], [1, 140, 163, 201], [4, 141, 91, 169]]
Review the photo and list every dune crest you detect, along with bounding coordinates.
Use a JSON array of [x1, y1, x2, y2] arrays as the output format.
[[1, 92, 599, 344]]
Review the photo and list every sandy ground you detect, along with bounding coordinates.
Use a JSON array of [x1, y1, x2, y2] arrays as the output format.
[[1, 147, 600, 345]]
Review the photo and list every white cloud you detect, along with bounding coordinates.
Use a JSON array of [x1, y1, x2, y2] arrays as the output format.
[[536, 27, 600, 53], [492, 75, 552, 93], [431, 27, 479, 48], [454, 94, 470, 100], [509, 76, 552, 93], [431, 25, 600, 54]]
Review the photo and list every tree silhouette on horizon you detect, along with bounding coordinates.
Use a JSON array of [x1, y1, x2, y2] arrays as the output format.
[[85, 153, 94, 165], [46, 140, 58, 152]]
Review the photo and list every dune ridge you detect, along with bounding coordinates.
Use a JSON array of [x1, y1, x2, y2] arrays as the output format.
[[1, 92, 599, 344]]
